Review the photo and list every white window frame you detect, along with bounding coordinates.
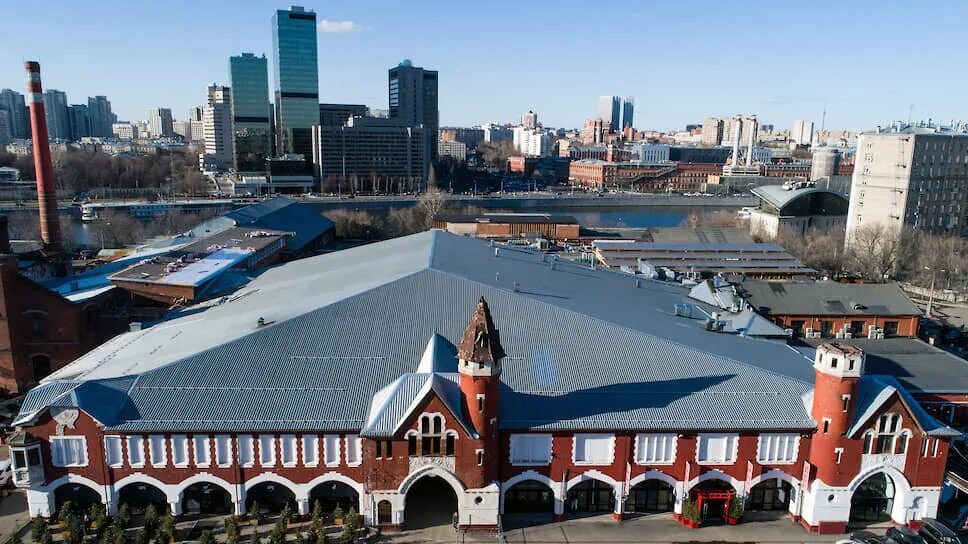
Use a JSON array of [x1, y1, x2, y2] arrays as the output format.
[[324, 435, 341, 467], [237, 435, 254, 467], [192, 435, 211, 467], [302, 435, 318, 467], [170, 435, 189, 467], [696, 433, 739, 465], [50, 436, 89, 468], [104, 435, 123, 468], [215, 435, 233, 467], [280, 435, 298, 467], [756, 434, 800, 465], [127, 435, 145, 467], [572, 433, 615, 466], [345, 435, 362, 467], [258, 435, 276, 467], [634, 433, 677, 465], [509, 434, 553, 466], [149, 435, 167, 467]]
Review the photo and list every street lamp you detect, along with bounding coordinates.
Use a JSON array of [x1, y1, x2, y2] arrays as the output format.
[[924, 266, 946, 318]]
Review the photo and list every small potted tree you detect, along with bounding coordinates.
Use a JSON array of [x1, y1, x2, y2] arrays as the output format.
[[225, 516, 240, 544], [340, 507, 360, 544], [249, 501, 263, 527], [726, 495, 743, 525], [680, 499, 700, 528], [161, 511, 176, 544], [311, 500, 324, 534], [332, 506, 344, 527]]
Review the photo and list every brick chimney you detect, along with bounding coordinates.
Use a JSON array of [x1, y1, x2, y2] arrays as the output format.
[[24, 61, 62, 254]]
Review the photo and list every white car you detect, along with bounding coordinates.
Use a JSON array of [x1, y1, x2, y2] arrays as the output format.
[[0, 458, 12, 486]]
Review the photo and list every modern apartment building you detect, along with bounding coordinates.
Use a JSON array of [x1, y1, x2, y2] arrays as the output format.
[[230, 53, 272, 172], [148, 108, 173, 138], [311, 116, 428, 189], [272, 6, 319, 157], [845, 126, 968, 244], [68, 104, 90, 140], [87, 96, 114, 138], [792, 120, 815, 146], [702, 117, 724, 146], [621, 97, 634, 130], [202, 86, 234, 171], [388, 60, 438, 160], [42, 90, 70, 141], [0, 89, 30, 140]]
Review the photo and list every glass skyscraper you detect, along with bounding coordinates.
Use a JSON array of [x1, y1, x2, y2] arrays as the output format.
[[230, 53, 271, 172], [388, 60, 438, 161], [272, 6, 318, 158]]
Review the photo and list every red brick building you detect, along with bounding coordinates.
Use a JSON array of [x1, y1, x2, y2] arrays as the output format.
[[8, 232, 958, 535], [737, 280, 921, 338]]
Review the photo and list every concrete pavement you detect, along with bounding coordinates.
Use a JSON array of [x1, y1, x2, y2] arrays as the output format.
[[0, 490, 30, 544]]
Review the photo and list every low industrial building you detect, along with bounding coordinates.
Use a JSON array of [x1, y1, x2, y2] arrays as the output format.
[[108, 227, 289, 305], [592, 240, 815, 280], [8, 231, 958, 535], [736, 280, 921, 338], [432, 213, 579, 241], [749, 184, 849, 239]]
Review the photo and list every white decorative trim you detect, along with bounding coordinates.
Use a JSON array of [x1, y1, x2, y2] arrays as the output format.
[[571, 433, 616, 466], [42, 473, 108, 503], [755, 433, 800, 465], [628, 469, 679, 490], [748, 468, 799, 490], [695, 433, 739, 465], [397, 464, 465, 496], [633, 433, 677, 465], [174, 472, 239, 504], [114, 473, 179, 503], [303, 472, 365, 501], [564, 469, 619, 494], [508, 434, 552, 466], [684, 469, 743, 494], [242, 472, 301, 500]]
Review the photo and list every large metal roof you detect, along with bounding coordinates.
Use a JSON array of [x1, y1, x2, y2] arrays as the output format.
[[751, 185, 847, 214], [19, 230, 827, 433], [739, 281, 921, 317]]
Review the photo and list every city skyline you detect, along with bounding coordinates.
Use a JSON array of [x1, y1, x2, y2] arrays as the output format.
[[1, 0, 966, 132]]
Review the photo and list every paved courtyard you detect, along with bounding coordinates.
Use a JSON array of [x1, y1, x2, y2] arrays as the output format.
[[382, 513, 851, 544]]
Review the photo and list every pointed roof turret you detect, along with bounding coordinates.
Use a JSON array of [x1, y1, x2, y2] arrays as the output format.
[[458, 297, 506, 364]]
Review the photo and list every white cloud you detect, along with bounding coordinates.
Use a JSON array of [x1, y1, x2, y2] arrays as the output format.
[[318, 20, 361, 33]]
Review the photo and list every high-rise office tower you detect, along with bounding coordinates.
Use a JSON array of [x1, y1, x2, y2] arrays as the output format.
[[203, 85, 234, 170], [388, 60, 438, 160], [0, 89, 30, 140], [521, 110, 538, 129], [87, 96, 114, 137], [272, 6, 319, 157], [148, 108, 174, 138], [792, 119, 815, 146], [0, 111, 11, 145], [598, 95, 621, 132], [230, 53, 271, 172], [621, 97, 634, 130], [68, 104, 90, 140], [42, 89, 70, 141]]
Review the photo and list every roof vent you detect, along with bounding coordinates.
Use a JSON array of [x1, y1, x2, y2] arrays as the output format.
[[494, 247, 500, 258], [495, 272, 500, 282], [129, 322, 142, 332], [851, 302, 867, 310], [257, 317, 266, 327]]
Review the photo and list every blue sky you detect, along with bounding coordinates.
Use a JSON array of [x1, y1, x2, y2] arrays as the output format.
[[2, 0, 965, 131]]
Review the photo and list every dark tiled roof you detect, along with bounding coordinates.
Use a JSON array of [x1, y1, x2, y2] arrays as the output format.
[[739, 281, 921, 317]]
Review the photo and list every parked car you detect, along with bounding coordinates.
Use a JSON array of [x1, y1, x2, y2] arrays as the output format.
[[0, 458, 12, 486], [845, 530, 888, 544], [886, 526, 927, 544], [918, 519, 960, 544]]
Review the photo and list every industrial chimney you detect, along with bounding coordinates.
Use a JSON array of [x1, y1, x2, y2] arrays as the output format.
[[24, 61, 62, 253]]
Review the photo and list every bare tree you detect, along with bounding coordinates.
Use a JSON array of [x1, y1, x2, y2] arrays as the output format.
[[416, 190, 448, 230], [774, 226, 845, 279], [844, 224, 917, 281]]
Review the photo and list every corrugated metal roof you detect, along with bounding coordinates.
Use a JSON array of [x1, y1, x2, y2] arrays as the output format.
[[846, 375, 960, 438], [225, 197, 334, 253], [20, 231, 823, 433], [751, 185, 847, 213]]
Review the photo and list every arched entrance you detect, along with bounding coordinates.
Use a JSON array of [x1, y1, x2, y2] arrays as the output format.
[[117, 482, 168, 514], [567, 479, 614, 514], [246, 482, 297, 515], [308, 481, 359, 515], [53, 483, 101, 514], [404, 476, 458, 529], [747, 479, 793, 511], [690, 479, 735, 524], [504, 480, 554, 514], [180, 482, 232, 516], [850, 472, 895, 523], [626, 480, 675, 514]]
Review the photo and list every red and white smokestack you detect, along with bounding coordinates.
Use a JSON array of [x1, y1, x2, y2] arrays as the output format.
[[25, 61, 62, 253]]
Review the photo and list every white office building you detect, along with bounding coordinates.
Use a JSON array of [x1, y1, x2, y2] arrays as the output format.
[[792, 120, 814, 146]]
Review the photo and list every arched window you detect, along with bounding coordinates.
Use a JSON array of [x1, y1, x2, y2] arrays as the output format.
[[872, 413, 901, 454], [896, 430, 911, 455], [409, 414, 455, 457]]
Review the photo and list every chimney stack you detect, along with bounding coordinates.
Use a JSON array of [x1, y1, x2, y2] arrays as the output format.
[[24, 61, 62, 253]]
